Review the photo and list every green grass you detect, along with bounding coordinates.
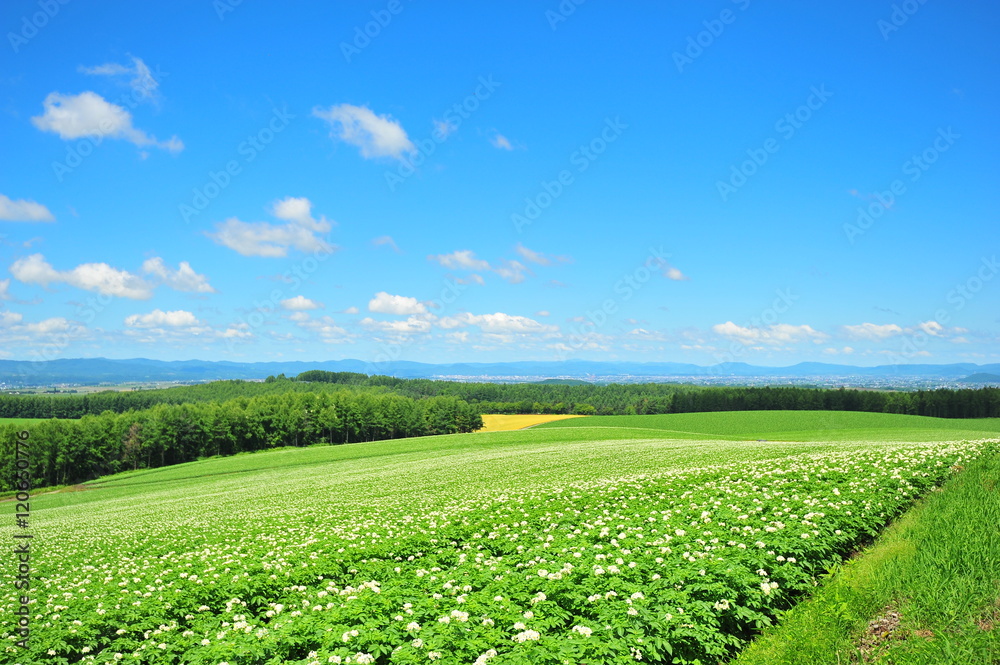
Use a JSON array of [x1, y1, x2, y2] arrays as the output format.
[[0, 416, 52, 427], [734, 452, 1000, 664], [535, 410, 1000, 442]]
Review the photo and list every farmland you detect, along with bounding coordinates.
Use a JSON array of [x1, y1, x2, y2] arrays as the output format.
[[1, 411, 997, 664], [476, 414, 587, 432]]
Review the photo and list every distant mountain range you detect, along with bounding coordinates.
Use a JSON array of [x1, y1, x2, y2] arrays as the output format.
[[3, 357, 1000, 386]]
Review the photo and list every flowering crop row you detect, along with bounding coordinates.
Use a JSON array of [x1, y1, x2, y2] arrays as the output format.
[[2, 438, 994, 664]]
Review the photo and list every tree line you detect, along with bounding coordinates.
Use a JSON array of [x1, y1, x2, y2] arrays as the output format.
[[3, 374, 1000, 420], [0, 391, 482, 491]]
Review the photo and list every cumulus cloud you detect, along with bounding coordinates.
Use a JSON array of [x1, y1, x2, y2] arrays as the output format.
[[842, 322, 905, 340], [208, 196, 335, 257], [0, 194, 55, 222], [0, 310, 23, 326], [712, 321, 828, 345], [368, 291, 426, 315], [281, 295, 323, 311], [141, 257, 215, 293], [10, 253, 153, 299], [0, 279, 11, 301], [360, 315, 433, 335], [294, 314, 352, 344], [125, 309, 200, 328], [31, 91, 182, 152], [438, 312, 557, 335], [428, 249, 491, 271], [312, 103, 414, 160]]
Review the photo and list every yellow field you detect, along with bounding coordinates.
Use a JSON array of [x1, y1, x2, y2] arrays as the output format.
[[477, 414, 588, 432]]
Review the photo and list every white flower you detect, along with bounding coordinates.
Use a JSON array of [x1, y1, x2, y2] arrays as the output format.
[[514, 629, 541, 642], [406, 622, 420, 631], [572, 625, 593, 636]]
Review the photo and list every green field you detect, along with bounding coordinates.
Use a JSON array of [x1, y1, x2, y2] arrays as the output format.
[[0, 418, 50, 428], [534, 410, 1000, 442], [2, 411, 997, 664]]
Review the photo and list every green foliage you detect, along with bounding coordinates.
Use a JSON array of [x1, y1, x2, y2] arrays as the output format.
[[2, 375, 999, 421], [0, 391, 482, 491]]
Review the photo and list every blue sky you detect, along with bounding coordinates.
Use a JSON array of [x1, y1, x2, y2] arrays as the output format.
[[1, 0, 998, 368]]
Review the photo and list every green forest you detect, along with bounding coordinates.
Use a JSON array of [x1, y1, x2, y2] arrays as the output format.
[[3, 372, 1000, 419], [0, 390, 480, 491]]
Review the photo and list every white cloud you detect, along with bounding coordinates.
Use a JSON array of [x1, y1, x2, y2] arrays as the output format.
[[713, 321, 828, 345], [0, 310, 23, 326], [490, 133, 514, 150], [493, 259, 528, 284], [0, 279, 11, 301], [456, 274, 485, 286], [10, 253, 153, 299], [842, 322, 904, 340], [312, 103, 414, 160], [822, 346, 855, 355], [428, 249, 490, 271], [297, 315, 352, 344], [372, 235, 400, 252], [125, 309, 200, 328], [368, 291, 426, 315], [515, 243, 551, 266], [80, 56, 159, 101], [360, 316, 431, 335], [536, 310, 550, 317], [281, 295, 323, 311], [917, 320, 945, 336], [343, 306, 360, 315], [438, 312, 556, 335], [0, 194, 55, 222], [664, 266, 689, 281], [208, 197, 335, 257], [288, 311, 311, 322], [360, 315, 432, 335], [141, 257, 215, 293], [32, 91, 182, 152]]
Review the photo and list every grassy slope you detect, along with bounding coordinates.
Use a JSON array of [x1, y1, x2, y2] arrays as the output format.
[[33, 411, 996, 514], [0, 417, 51, 426], [734, 452, 1000, 664], [535, 410, 1000, 442]]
